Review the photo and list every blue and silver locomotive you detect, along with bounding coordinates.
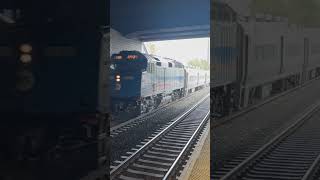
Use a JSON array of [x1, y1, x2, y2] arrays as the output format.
[[110, 51, 209, 118]]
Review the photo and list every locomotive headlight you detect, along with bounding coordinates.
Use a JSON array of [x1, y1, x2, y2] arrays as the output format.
[[116, 75, 121, 82], [20, 54, 32, 63], [20, 44, 33, 53]]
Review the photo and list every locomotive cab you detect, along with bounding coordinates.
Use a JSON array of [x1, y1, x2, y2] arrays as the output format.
[[110, 51, 187, 121], [110, 51, 148, 117]]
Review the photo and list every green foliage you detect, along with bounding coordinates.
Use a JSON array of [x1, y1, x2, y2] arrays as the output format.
[[147, 43, 157, 55], [251, 0, 320, 27], [187, 58, 210, 70]]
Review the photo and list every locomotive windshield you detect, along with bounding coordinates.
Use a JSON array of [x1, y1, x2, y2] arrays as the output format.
[[110, 60, 147, 73], [110, 52, 148, 73]]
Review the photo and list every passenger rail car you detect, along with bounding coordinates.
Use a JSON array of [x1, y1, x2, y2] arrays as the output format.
[[110, 51, 209, 118], [185, 67, 210, 93], [0, 1, 109, 180], [211, 1, 320, 117]]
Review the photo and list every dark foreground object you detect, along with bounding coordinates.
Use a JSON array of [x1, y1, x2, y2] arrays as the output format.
[[0, 113, 109, 180]]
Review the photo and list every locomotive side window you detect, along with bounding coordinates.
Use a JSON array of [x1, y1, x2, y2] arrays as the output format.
[[168, 62, 173, 67]]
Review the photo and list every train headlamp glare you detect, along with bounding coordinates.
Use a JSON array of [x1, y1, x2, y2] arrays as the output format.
[[116, 75, 121, 82], [20, 44, 33, 53], [20, 54, 32, 63]]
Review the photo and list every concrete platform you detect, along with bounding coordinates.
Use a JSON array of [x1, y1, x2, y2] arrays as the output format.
[[179, 122, 210, 180]]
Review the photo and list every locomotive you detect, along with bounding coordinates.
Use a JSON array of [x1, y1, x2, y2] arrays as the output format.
[[211, 1, 242, 117], [110, 51, 209, 118], [211, 1, 320, 117], [0, 1, 109, 179]]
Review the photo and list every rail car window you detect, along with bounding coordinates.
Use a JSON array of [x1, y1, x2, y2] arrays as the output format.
[[156, 62, 161, 66], [168, 62, 173, 67]]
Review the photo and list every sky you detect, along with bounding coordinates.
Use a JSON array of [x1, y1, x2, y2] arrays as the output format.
[[144, 38, 210, 65]]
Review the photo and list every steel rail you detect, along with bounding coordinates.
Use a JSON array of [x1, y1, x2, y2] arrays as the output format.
[[302, 154, 320, 180], [162, 111, 210, 180], [220, 101, 320, 180], [110, 94, 209, 179]]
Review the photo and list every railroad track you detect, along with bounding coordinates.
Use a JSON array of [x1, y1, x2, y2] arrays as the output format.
[[214, 101, 320, 180], [110, 97, 210, 180], [111, 88, 209, 138], [110, 94, 209, 170]]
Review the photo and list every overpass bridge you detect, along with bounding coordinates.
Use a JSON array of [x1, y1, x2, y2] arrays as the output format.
[[110, 0, 210, 42]]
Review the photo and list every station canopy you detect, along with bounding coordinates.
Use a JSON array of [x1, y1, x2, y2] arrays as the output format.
[[110, 0, 210, 41]]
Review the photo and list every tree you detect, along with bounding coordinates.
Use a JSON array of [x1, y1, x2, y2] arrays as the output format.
[[187, 58, 210, 70], [148, 43, 158, 55]]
